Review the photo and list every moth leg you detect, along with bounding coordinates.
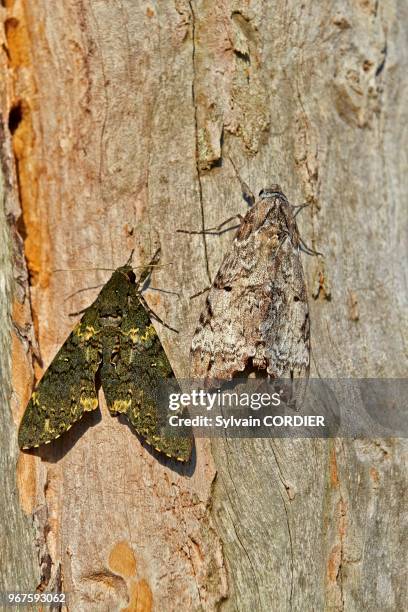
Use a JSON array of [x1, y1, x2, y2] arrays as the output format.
[[137, 292, 179, 334], [147, 286, 180, 297], [177, 215, 242, 236], [293, 202, 310, 217], [136, 249, 181, 299], [292, 203, 322, 254], [190, 286, 211, 300], [135, 250, 180, 331], [299, 236, 323, 257], [69, 306, 91, 317]]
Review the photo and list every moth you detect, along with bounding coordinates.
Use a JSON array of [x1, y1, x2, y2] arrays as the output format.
[[190, 184, 319, 392], [18, 253, 192, 462]]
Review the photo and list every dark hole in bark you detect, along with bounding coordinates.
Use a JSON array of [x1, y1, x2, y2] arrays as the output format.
[[8, 101, 23, 134]]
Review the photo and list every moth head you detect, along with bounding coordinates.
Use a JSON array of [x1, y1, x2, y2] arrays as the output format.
[[121, 266, 136, 284], [98, 266, 135, 318], [259, 185, 285, 199]]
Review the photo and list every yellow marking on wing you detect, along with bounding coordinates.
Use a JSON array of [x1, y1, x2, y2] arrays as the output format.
[[141, 325, 157, 342], [126, 324, 157, 344], [152, 444, 189, 463], [80, 396, 98, 412], [75, 325, 97, 341], [127, 327, 140, 343], [31, 392, 39, 406], [112, 399, 131, 413]]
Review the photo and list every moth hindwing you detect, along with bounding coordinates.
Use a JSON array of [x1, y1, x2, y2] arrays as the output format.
[[191, 185, 311, 392], [18, 262, 192, 462]]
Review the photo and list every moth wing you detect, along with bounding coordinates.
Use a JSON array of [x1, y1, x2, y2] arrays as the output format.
[[101, 298, 192, 462], [191, 197, 310, 384], [191, 236, 263, 382], [260, 238, 310, 378], [18, 316, 102, 449]]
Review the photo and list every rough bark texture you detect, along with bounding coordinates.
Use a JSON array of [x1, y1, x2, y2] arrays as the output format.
[[0, 1, 406, 611]]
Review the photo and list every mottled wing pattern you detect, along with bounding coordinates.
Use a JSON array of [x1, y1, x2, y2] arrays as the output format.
[[191, 191, 310, 385], [19, 261, 192, 461], [101, 282, 192, 462], [18, 312, 101, 449], [260, 236, 310, 377]]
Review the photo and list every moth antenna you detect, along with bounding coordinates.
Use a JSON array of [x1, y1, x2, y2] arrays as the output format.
[[137, 248, 162, 288], [293, 202, 311, 218], [53, 262, 167, 274], [148, 286, 180, 298], [228, 156, 255, 207], [53, 267, 116, 273], [125, 249, 135, 266], [64, 283, 105, 301], [299, 236, 323, 257]]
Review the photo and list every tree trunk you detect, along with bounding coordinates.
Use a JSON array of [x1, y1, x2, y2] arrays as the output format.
[[1, 1, 406, 611]]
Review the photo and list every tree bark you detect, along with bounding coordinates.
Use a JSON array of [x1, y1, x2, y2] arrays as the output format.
[[1, 1, 406, 611]]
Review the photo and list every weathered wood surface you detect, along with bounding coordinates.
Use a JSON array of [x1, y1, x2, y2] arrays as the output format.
[[0, 141, 38, 606], [0, 0, 406, 610]]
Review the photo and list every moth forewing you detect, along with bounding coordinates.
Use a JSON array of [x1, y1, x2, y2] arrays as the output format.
[[18, 310, 102, 449]]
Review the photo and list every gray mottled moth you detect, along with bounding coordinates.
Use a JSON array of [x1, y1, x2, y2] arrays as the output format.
[[189, 185, 319, 392]]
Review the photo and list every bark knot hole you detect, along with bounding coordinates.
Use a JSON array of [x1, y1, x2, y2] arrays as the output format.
[[8, 101, 23, 134]]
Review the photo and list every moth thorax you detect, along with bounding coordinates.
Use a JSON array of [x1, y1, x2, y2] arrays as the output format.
[[100, 314, 121, 326], [259, 185, 285, 199]]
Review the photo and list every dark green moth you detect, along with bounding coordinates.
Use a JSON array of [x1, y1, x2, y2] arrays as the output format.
[[18, 256, 192, 462]]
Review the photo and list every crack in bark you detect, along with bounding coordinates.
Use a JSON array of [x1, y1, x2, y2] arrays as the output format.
[[280, 489, 294, 610], [187, 535, 204, 608], [337, 509, 345, 612], [87, 1, 109, 196], [336, 450, 346, 611], [270, 443, 294, 609], [226, 503, 262, 609], [188, 0, 211, 284], [223, 439, 262, 609], [330, 442, 347, 611]]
